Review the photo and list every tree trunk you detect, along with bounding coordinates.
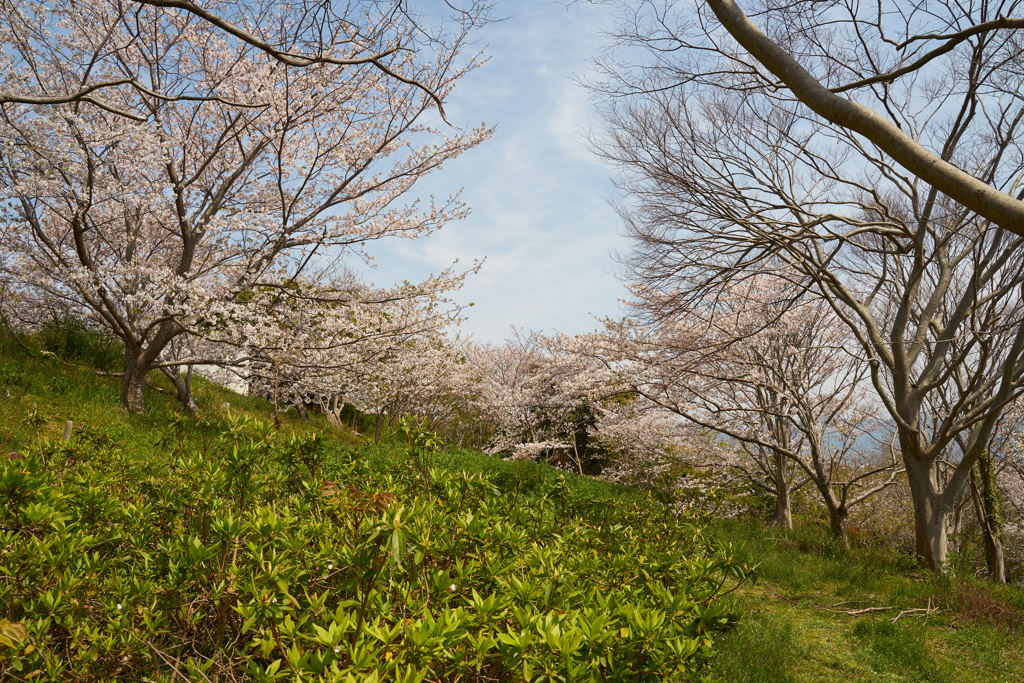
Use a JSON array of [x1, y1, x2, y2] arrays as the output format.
[[121, 352, 147, 413], [771, 481, 793, 529], [161, 365, 197, 415], [971, 454, 1006, 583], [271, 365, 281, 429], [769, 449, 793, 529], [981, 520, 1007, 584], [905, 454, 948, 572], [570, 437, 584, 475], [828, 505, 849, 549]]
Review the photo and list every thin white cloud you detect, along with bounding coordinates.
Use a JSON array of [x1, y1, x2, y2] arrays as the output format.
[[356, 2, 628, 344]]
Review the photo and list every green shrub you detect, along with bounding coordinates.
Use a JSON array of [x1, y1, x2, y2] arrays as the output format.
[[0, 360, 24, 390], [0, 417, 752, 681]]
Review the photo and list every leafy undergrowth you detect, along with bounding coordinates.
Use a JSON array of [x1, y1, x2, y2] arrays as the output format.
[[0, 339, 752, 681], [703, 519, 1024, 682]]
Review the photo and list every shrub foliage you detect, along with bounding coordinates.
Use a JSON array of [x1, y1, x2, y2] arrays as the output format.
[[0, 416, 752, 681]]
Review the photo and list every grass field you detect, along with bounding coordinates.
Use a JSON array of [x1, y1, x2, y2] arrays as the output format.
[[704, 520, 1024, 682]]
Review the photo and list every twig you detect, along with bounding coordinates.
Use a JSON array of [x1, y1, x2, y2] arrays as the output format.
[[836, 606, 893, 615], [764, 583, 800, 604], [891, 598, 939, 622], [145, 640, 211, 682]]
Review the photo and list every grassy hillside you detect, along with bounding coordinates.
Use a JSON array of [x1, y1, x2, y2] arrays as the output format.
[[0, 335, 749, 681], [1, 332, 1021, 681], [705, 521, 1024, 682]]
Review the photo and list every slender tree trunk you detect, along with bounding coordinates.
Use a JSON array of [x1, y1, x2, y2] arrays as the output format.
[[904, 454, 948, 572], [971, 454, 1006, 583], [185, 364, 194, 408], [828, 505, 849, 549], [771, 482, 793, 529], [117, 321, 182, 414], [571, 437, 584, 475], [271, 365, 281, 429], [770, 451, 793, 529], [121, 350, 147, 413], [161, 365, 198, 415]]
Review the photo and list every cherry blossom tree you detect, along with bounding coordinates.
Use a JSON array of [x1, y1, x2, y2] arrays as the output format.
[[0, 0, 490, 412], [467, 330, 622, 473], [0, 1, 470, 122], [197, 266, 473, 428], [363, 335, 481, 444], [590, 397, 749, 519], [312, 319, 478, 443]]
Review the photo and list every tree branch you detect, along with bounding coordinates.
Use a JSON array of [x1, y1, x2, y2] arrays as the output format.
[[133, 0, 451, 123], [832, 16, 1024, 93], [706, 0, 1024, 235]]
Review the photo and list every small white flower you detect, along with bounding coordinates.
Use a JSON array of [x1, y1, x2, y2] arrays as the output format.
[[448, 584, 456, 592], [116, 603, 122, 610], [333, 647, 340, 653], [327, 563, 333, 570]]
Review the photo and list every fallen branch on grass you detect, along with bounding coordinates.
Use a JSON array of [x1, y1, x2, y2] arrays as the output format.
[[832, 606, 894, 616], [764, 583, 800, 604], [891, 598, 939, 623]]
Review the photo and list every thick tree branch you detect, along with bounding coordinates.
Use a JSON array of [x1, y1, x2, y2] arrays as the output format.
[[706, 0, 1024, 235], [0, 79, 146, 120]]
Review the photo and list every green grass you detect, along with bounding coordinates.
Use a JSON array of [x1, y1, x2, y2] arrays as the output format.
[[703, 519, 1024, 682], [0, 328, 645, 512], [0, 331, 331, 453]]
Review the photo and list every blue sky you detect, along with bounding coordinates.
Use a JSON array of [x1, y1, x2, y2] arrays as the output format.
[[357, 2, 628, 344]]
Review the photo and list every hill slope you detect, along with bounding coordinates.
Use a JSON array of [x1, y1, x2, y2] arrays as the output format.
[[703, 521, 1024, 681], [0, 337, 748, 681], [1, 335, 1021, 681]]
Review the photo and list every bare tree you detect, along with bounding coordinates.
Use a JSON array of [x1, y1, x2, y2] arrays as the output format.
[[594, 1, 1024, 570], [591, 0, 1024, 233], [601, 278, 897, 545], [703, 0, 1024, 233]]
